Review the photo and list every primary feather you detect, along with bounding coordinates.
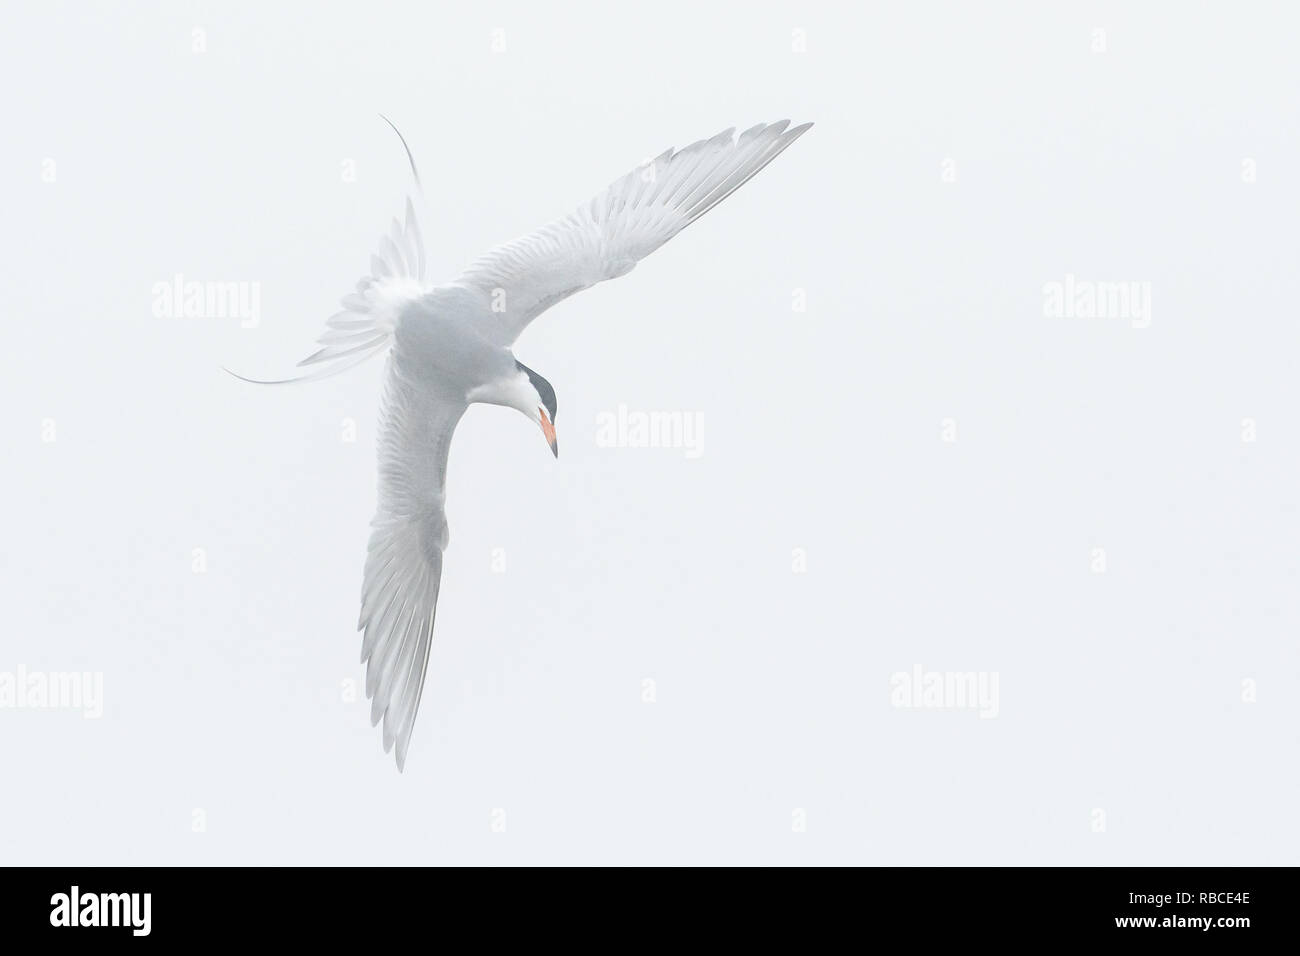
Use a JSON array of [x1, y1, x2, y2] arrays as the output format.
[[458, 120, 813, 346]]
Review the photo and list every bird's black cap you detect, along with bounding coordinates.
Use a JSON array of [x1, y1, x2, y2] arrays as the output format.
[[516, 360, 557, 424]]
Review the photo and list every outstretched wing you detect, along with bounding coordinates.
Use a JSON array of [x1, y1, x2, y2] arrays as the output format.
[[456, 120, 812, 346], [357, 342, 466, 771]]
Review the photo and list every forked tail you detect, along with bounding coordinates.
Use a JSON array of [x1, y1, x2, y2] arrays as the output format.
[[224, 116, 427, 385]]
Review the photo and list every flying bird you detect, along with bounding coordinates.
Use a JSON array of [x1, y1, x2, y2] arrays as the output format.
[[232, 118, 812, 769]]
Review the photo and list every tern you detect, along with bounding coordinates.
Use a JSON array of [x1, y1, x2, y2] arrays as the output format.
[[232, 118, 812, 768]]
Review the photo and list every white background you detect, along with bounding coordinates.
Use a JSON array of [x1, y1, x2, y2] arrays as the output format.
[[2, 2, 1297, 865]]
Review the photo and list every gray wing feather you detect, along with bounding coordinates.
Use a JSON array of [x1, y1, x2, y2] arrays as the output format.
[[358, 347, 465, 771], [456, 120, 813, 346]]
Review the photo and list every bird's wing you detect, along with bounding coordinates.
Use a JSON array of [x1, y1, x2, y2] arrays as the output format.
[[358, 345, 466, 771], [456, 120, 812, 346]]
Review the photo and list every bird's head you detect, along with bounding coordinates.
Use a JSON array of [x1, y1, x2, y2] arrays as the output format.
[[512, 360, 558, 457]]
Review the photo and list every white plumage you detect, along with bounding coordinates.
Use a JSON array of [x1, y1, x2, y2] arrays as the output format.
[[235, 119, 812, 769]]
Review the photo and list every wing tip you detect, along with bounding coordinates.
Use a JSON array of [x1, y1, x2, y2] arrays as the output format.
[[769, 119, 813, 141], [365, 683, 413, 771]]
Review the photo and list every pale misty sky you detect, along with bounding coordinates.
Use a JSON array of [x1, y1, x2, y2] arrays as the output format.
[[2, 2, 1297, 864]]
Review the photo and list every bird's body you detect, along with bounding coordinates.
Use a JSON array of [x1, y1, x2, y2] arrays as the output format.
[[395, 290, 515, 404], [235, 119, 812, 768]]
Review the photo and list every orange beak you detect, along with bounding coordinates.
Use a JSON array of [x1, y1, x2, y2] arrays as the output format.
[[539, 407, 558, 457]]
